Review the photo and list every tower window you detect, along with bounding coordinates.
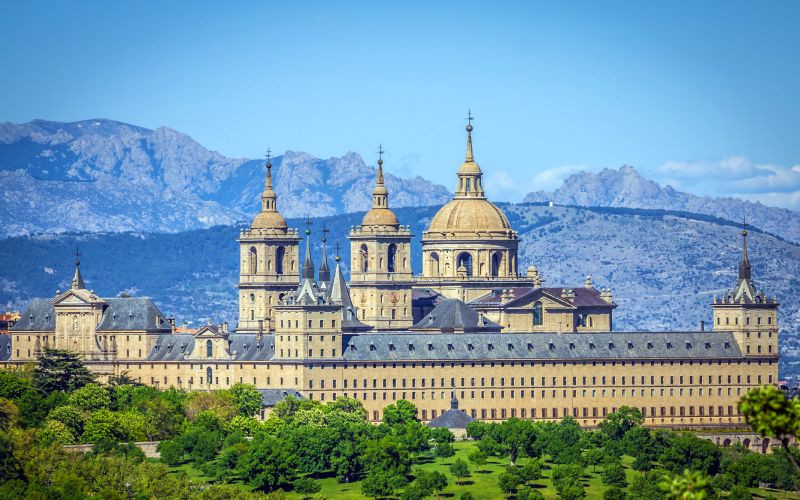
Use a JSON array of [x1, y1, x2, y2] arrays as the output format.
[[430, 252, 440, 275], [387, 244, 397, 273], [491, 252, 501, 277], [533, 301, 543, 326], [456, 252, 473, 276], [207, 340, 213, 358], [360, 244, 369, 272], [249, 247, 258, 274], [276, 246, 285, 275]]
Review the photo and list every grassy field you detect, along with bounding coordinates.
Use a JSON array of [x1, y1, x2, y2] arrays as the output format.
[[163, 440, 799, 499]]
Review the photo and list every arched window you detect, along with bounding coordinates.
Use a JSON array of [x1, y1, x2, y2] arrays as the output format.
[[533, 301, 543, 326], [249, 247, 258, 274], [491, 252, 501, 277], [275, 246, 285, 275], [430, 253, 440, 275], [360, 244, 369, 272], [387, 244, 397, 272], [456, 252, 473, 276], [206, 340, 213, 358], [206, 367, 213, 384]]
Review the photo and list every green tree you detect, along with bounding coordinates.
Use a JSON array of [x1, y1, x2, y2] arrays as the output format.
[[449, 458, 470, 485], [34, 348, 95, 394], [38, 419, 75, 445], [659, 470, 714, 499], [416, 470, 447, 497], [498, 470, 522, 493], [293, 477, 321, 499], [728, 484, 752, 500], [468, 449, 488, 472], [157, 439, 184, 466], [493, 418, 537, 465], [435, 442, 455, 458], [431, 427, 455, 444], [603, 486, 626, 500], [517, 486, 545, 500], [239, 434, 295, 492], [632, 453, 653, 472], [599, 406, 643, 440], [382, 399, 418, 426], [584, 447, 606, 472], [229, 415, 260, 436], [229, 384, 263, 417], [0, 370, 33, 399], [0, 398, 19, 430], [628, 470, 665, 500], [659, 433, 721, 476], [68, 383, 111, 411], [739, 385, 800, 472], [47, 404, 85, 437], [465, 420, 490, 440], [551, 464, 585, 499], [547, 418, 585, 464], [362, 470, 404, 498], [602, 462, 627, 488], [82, 409, 123, 444]]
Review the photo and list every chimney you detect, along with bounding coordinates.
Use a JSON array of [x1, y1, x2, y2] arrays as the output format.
[[700, 320, 705, 332], [168, 318, 175, 335], [222, 322, 228, 334], [257, 319, 264, 340]]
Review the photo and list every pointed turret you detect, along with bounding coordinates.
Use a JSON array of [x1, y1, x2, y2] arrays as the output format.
[[318, 226, 331, 283], [71, 246, 85, 290], [450, 389, 459, 410], [301, 224, 315, 282], [739, 225, 752, 281], [454, 111, 486, 198], [327, 256, 372, 331]]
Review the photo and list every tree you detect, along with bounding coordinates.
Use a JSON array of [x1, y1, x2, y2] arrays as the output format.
[[157, 440, 184, 466], [431, 427, 455, 444], [632, 453, 653, 472], [38, 419, 75, 445], [466, 420, 490, 440], [551, 464, 585, 499], [82, 409, 124, 444], [416, 470, 447, 498], [0, 370, 33, 399], [739, 386, 800, 473], [728, 484, 752, 500], [460, 493, 475, 500], [547, 418, 585, 464], [603, 486, 626, 500], [0, 398, 19, 430], [517, 486, 545, 500], [239, 434, 295, 492], [468, 449, 488, 472], [67, 383, 111, 411], [600, 406, 643, 441], [498, 470, 522, 494], [229, 415, 260, 436], [46, 405, 85, 437], [584, 447, 606, 472], [435, 442, 455, 458], [602, 462, 627, 488], [493, 418, 537, 465], [229, 384, 263, 418], [293, 477, 321, 499], [34, 349, 95, 394], [363, 470, 403, 498], [449, 458, 470, 485], [382, 400, 418, 426], [659, 433, 721, 476], [658, 470, 714, 499], [628, 470, 665, 500]]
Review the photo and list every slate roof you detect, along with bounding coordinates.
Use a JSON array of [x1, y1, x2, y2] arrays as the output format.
[[429, 408, 475, 428], [342, 331, 742, 362], [11, 297, 170, 333], [258, 388, 304, 407], [146, 333, 275, 361], [471, 287, 615, 308], [0, 335, 11, 361], [412, 299, 502, 333]]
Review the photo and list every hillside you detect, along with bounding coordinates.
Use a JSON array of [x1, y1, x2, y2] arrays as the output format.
[[524, 165, 800, 244], [2, 204, 798, 364], [0, 119, 450, 237]]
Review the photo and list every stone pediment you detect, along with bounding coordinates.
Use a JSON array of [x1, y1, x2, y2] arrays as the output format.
[[54, 289, 104, 307], [194, 324, 227, 339]]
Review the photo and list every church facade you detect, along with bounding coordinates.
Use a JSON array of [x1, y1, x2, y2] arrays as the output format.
[[2, 120, 780, 429]]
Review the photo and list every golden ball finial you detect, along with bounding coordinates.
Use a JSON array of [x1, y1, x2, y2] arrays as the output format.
[[466, 124, 473, 133]]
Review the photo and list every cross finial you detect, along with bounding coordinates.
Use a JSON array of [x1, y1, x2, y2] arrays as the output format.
[[377, 144, 385, 162], [75, 245, 81, 266], [321, 224, 329, 242], [265, 148, 272, 164], [742, 212, 748, 236], [304, 216, 312, 235], [334, 242, 341, 261], [467, 109, 474, 125]]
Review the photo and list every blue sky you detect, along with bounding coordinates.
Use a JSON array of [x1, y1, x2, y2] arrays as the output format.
[[1, 1, 799, 207]]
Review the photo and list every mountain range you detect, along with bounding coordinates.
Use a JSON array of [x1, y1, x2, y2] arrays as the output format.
[[0, 119, 450, 237], [525, 165, 800, 244]]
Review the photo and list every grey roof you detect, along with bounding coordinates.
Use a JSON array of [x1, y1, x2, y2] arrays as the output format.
[[11, 297, 170, 333], [429, 408, 475, 429], [11, 299, 56, 331], [146, 333, 275, 361], [327, 262, 373, 332], [258, 388, 303, 407], [412, 299, 502, 333], [471, 287, 616, 308], [0, 335, 11, 361], [342, 331, 742, 362]]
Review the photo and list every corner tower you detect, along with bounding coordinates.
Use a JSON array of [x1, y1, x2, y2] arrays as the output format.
[[348, 147, 414, 329], [419, 114, 526, 302], [237, 152, 301, 333], [712, 224, 779, 367]]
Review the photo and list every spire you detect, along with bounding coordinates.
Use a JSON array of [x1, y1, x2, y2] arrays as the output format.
[[318, 225, 331, 283], [465, 110, 475, 163], [71, 246, 85, 290], [372, 144, 388, 209], [361, 145, 399, 227], [250, 149, 288, 230], [301, 217, 315, 281], [451, 389, 459, 410], [739, 219, 752, 281]]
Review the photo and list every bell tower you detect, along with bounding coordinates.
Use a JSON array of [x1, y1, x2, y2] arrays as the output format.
[[712, 224, 779, 368], [238, 151, 301, 333], [348, 146, 414, 329]]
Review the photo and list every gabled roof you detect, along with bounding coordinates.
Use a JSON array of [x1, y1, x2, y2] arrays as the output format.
[[327, 261, 372, 332], [471, 287, 615, 309], [258, 388, 304, 407], [429, 408, 475, 428], [146, 333, 275, 361], [0, 335, 11, 361], [11, 296, 169, 333], [11, 299, 57, 331], [412, 299, 502, 333]]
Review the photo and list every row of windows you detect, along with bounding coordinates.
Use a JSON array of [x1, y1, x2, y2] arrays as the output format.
[[309, 373, 772, 389], [717, 316, 773, 325], [306, 358, 773, 369]]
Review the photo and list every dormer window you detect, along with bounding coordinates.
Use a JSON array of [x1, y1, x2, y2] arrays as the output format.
[[724, 342, 731, 348], [705, 342, 711, 349], [527, 343, 533, 350], [349, 344, 356, 351], [548, 342, 555, 351], [467, 343, 474, 351], [389, 343, 396, 351], [447, 344, 454, 351], [507, 343, 514, 350], [589, 342, 595, 349], [487, 343, 494, 351], [154, 345, 160, 352], [369, 343, 376, 351], [408, 343, 415, 351], [685, 342, 692, 349], [427, 343, 434, 351], [647, 342, 653, 349], [569, 343, 575, 350], [627, 342, 633, 349], [666, 342, 673, 349]]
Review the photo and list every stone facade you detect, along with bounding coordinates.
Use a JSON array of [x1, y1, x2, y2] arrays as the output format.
[[2, 119, 781, 429]]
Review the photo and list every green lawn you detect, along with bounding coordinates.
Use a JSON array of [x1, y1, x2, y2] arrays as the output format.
[[160, 442, 800, 499]]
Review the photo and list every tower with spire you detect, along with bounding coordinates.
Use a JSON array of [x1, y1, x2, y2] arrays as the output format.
[[712, 224, 779, 367], [348, 145, 414, 330], [237, 151, 301, 333]]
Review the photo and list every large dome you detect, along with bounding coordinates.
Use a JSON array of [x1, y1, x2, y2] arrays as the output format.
[[362, 206, 399, 227], [251, 210, 287, 230], [428, 198, 511, 233]]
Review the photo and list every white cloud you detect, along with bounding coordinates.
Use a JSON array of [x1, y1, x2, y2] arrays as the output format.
[[485, 164, 594, 202]]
